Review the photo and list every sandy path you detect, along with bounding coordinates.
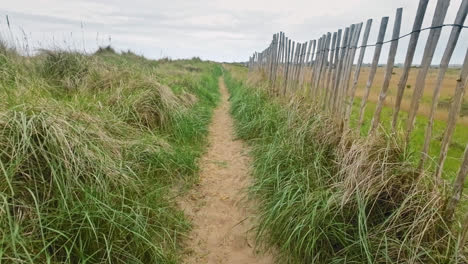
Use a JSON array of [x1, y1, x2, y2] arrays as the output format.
[[180, 77, 273, 264]]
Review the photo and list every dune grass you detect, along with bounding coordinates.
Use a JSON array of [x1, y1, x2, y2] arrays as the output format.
[[224, 66, 465, 263], [0, 46, 221, 263]]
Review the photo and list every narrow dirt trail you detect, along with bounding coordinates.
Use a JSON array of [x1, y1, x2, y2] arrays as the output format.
[[180, 77, 273, 264]]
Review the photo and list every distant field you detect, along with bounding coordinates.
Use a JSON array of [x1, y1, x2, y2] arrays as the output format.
[[354, 66, 468, 124], [351, 66, 468, 180]]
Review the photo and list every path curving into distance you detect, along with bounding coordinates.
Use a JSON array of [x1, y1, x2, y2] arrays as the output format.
[[180, 77, 273, 264]]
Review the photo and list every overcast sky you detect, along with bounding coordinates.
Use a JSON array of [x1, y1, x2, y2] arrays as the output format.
[[0, 0, 466, 64]]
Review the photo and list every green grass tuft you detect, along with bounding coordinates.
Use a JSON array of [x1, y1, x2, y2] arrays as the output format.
[[0, 49, 221, 263]]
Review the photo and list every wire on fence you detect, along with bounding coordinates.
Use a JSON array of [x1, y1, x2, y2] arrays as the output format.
[[247, 0, 468, 224]]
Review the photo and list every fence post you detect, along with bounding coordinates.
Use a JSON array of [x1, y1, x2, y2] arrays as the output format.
[[333, 27, 350, 113], [296, 42, 305, 89], [287, 41, 296, 94], [357, 16, 389, 129], [283, 38, 292, 95], [391, 0, 429, 131], [298, 41, 308, 91], [317, 33, 332, 101], [345, 19, 373, 126], [329, 29, 343, 110], [405, 0, 451, 143], [341, 23, 363, 117], [337, 25, 355, 116], [370, 8, 403, 134], [310, 37, 323, 99], [324, 32, 338, 107], [420, 0, 468, 171], [292, 42, 300, 89], [301, 40, 312, 92]]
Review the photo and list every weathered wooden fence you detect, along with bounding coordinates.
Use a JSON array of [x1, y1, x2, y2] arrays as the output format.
[[248, 0, 468, 221]]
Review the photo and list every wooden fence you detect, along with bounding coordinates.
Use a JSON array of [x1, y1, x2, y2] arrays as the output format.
[[247, 0, 468, 220]]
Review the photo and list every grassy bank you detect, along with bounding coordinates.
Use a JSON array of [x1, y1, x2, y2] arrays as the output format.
[[0, 45, 221, 263], [224, 66, 464, 263]]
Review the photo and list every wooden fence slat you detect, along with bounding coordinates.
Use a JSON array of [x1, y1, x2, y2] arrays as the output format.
[[294, 43, 303, 90], [324, 32, 338, 107], [272, 33, 280, 92], [304, 42, 311, 84], [312, 36, 323, 97], [391, 0, 429, 131], [268, 35, 274, 83], [320, 33, 332, 87], [279, 33, 285, 93], [303, 40, 312, 92], [317, 33, 332, 100], [332, 27, 350, 113], [294, 42, 301, 89], [337, 25, 355, 115], [421, 0, 468, 171], [307, 40, 316, 91], [275, 32, 283, 91], [305, 39, 316, 97], [305, 40, 312, 66], [435, 47, 468, 180], [298, 42, 306, 86], [282, 36, 288, 79], [343, 23, 362, 94], [357, 16, 389, 129], [310, 37, 323, 98], [342, 24, 357, 92], [291, 42, 299, 87], [279, 32, 285, 93], [405, 0, 451, 143], [316, 34, 328, 99], [278, 32, 283, 69], [291, 40, 298, 91], [294, 42, 301, 86], [287, 40, 296, 93], [271, 33, 278, 91], [301, 40, 311, 89], [283, 38, 291, 95], [329, 29, 343, 109], [294, 42, 301, 84], [342, 23, 363, 116], [345, 19, 373, 125], [298, 41, 309, 90], [370, 8, 403, 133], [309, 39, 317, 68]]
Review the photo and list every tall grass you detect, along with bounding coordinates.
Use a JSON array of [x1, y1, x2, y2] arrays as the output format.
[[0, 46, 221, 263], [225, 69, 464, 263]]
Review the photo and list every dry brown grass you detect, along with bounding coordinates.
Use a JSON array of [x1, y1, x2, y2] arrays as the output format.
[[353, 66, 468, 125]]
